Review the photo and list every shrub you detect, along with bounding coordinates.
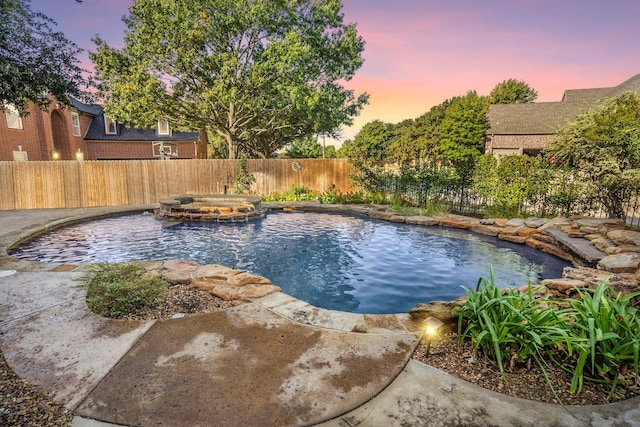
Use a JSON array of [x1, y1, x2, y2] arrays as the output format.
[[81, 263, 167, 317]]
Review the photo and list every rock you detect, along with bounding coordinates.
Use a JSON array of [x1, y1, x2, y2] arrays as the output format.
[[209, 284, 239, 300], [575, 218, 625, 228], [498, 234, 527, 244], [440, 218, 473, 230], [606, 245, 640, 255], [583, 234, 602, 242], [368, 211, 395, 220], [539, 278, 590, 295], [537, 217, 571, 232], [525, 239, 573, 262], [193, 264, 240, 279], [479, 218, 496, 225], [237, 283, 282, 299], [470, 224, 499, 236], [607, 229, 640, 246], [505, 218, 525, 227], [494, 218, 508, 227], [497, 227, 519, 236], [516, 227, 538, 237], [161, 269, 195, 285], [563, 266, 615, 285], [530, 233, 556, 244], [591, 237, 616, 253], [524, 217, 548, 228], [227, 272, 272, 287], [163, 259, 199, 271], [597, 253, 640, 274], [405, 216, 441, 226], [579, 225, 600, 234], [389, 215, 406, 223], [409, 301, 459, 323], [190, 277, 228, 291]]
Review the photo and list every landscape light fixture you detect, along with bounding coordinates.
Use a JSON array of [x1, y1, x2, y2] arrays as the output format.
[[422, 316, 444, 358]]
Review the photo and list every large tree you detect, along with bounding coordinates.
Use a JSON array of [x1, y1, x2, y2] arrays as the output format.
[[0, 0, 88, 114], [489, 79, 538, 104], [387, 100, 451, 165], [437, 91, 489, 182], [91, 0, 368, 159], [544, 92, 640, 219], [347, 119, 392, 166]]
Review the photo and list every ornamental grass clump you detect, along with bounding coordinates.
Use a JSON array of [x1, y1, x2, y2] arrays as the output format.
[[81, 263, 167, 318], [458, 269, 640, 398], [457, 270, 571, 376], [562, 282, 640, 396]]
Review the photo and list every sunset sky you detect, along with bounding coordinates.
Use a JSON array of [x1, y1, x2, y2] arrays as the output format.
[[32, 0, 640, 145]]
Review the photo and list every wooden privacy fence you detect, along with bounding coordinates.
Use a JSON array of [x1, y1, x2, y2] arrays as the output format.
[[0, 159, 354, 210]]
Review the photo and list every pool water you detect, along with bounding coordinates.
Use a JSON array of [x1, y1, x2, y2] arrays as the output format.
[[11, 212, 569, 314]]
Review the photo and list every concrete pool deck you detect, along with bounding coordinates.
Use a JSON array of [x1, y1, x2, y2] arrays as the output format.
[[0, 206, 639, 426]]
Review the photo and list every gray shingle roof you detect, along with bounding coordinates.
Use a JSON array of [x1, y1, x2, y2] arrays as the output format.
[[488, 74, 640, 135], [70, 97, 103, 116], [84, 116, 199, 141]]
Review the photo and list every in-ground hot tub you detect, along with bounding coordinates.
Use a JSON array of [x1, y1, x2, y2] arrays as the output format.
[[155, 194, 266, 222]]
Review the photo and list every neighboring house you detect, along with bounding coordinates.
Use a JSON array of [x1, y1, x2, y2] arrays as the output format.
[[0, 97, 203, 161], [485, 74, 640, 156]]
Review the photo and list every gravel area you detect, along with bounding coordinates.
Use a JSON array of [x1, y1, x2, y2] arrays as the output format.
[[412, 329, 640, 406]]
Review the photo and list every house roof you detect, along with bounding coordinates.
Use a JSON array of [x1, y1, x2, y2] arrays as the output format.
[[488, 74, 640, 135], [69, 97, 103, 116], [84, 116, 199, 142]]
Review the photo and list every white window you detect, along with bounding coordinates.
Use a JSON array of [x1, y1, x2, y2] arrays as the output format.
[[104, 116, 117, 134], [4, 104, 22, 130], [157, 119, 171, 136], [71, 112, 81, 136]]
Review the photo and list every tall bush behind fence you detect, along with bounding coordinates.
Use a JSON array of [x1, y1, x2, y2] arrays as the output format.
[[0, 159, 353, 210], [352, 158, 640, 226]]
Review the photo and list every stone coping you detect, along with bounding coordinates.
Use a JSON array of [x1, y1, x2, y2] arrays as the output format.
[[1, 203, 639, 327]]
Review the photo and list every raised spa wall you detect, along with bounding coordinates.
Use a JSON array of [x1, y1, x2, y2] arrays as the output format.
[[156, 194, 265, 222]]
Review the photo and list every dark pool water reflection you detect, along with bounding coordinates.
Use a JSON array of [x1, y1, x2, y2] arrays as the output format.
[[11, 212, 569, 314]]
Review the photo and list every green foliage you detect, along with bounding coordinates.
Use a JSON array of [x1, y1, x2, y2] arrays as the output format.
[[234, 157, 256, 194], [324, 145, 337, 159], [262, 187, 386, 204], [387, 102, 450, 165], [81, 263, 167, 318], [564, 283, 640, 395], [459, 274, 640, 397], [437, 91, 489, 182], [0, 0, 89, 113], [544, 92, 640, 219], [489, 79, 538, 104], [348, 120, 393, 166], [458, 270, 570, 375], [283, 137, 323, 158], [262, 186, 321, 202], [91, 0, 368, 159]]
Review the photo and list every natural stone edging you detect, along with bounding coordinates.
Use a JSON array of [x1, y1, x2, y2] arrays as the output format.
[[137, 259, 282, 303], [264, 203, 640, 321]]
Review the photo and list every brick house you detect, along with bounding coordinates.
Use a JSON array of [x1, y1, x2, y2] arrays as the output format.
[[485, 74, 640, 156], [1, 97, 203, 161]]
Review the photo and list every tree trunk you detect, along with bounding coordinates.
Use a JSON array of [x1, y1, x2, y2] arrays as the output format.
[[197, 129, 209, 159]]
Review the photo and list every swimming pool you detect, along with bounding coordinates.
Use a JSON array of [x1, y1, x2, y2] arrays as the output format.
[[11, 211, 569, 313]]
